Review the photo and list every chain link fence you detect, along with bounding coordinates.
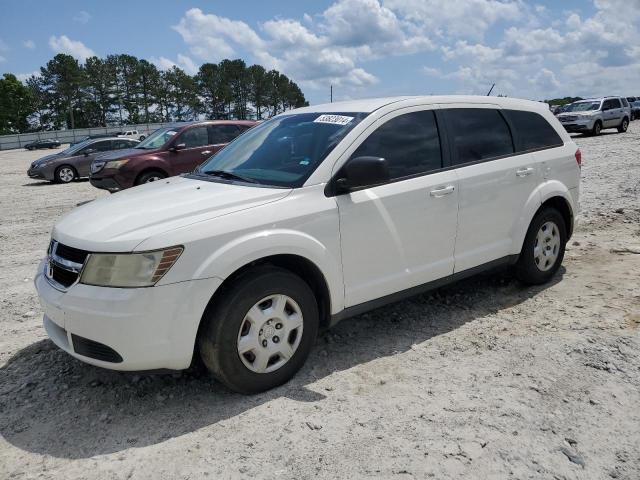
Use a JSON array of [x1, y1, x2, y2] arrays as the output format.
[[0, 123, 174, 151]]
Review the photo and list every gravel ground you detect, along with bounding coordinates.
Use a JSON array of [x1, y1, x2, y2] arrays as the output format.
[[1, 125, 639, 480]]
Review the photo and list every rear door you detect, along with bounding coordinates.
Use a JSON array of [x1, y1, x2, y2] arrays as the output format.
[[602, 99, 620, 127], [207, 124, 243, 160], [169, 125, 211, 174], [440, 105, 540, 272]]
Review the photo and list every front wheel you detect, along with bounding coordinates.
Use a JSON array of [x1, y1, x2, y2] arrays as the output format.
[[591, 121, 602, 136], [136, 170, 166, 185], [54, 165, 76, 184], [198, 266, 319, 394], [618, 117, 629, 133], [515, 207, 567, 285]]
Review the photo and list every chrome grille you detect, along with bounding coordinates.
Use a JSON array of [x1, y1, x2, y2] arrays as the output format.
[[560, 115, 577, 122], [45, 240, 90, 290]]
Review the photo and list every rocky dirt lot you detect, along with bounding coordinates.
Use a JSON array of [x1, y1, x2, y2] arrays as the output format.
[[1, 125, 639, 480]]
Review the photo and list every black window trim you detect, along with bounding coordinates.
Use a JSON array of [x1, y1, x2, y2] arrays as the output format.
[[325, 105, 567, 197], [325, 108, 447, 197]]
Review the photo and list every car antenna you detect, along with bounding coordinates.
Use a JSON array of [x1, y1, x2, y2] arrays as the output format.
[[486, 83, 495, 96]]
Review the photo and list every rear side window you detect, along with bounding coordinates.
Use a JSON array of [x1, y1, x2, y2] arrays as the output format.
[[621, 98, 629, 107], [444, 109, 514, 165], [351, 110, 442, 180], [503, 110, 563, 152], [209, 124, 241, 144], [179, 126, 209, 148]]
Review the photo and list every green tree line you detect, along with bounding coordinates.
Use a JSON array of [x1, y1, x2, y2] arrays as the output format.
[[0, 53, 308, 134]]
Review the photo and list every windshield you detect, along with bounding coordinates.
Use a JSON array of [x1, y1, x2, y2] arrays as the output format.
[[60, 139, 92, 155], [196, 112, 368, 188], [135, 127, 179, 149], [565, 102, 601, 112]]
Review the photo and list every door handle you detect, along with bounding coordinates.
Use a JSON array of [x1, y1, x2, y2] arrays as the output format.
[[201, 150, 212, 155], [429, 185, 455, 197], [516, 167, 534, 177]]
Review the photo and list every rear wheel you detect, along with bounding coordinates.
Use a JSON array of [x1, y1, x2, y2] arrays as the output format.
[[198, 266, 319, 394], [618, 117, 629, 133], [135, 170, 166, 185], [515, 207, 567, 285], [54, 165, 76, 184]]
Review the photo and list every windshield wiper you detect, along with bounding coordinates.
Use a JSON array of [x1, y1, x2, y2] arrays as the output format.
[[201, 169, 259, 184]]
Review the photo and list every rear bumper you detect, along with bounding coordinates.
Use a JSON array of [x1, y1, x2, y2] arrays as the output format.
[[35, 259, 222, 371]]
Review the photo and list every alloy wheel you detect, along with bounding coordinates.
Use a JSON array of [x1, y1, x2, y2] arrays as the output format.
[[236, 294, 304, 374], [58, 167, 74, 183]]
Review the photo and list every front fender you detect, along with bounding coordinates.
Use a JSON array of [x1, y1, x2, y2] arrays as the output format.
[[194, 229, 344, 314], [510, 180, 574, 255]]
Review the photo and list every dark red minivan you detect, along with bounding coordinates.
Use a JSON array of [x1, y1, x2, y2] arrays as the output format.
[[89, 120, 256, 192]]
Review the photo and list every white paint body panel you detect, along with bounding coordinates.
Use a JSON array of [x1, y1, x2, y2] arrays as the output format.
[[35, 95, 580, 371]]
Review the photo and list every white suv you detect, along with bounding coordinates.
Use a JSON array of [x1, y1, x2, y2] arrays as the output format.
[[118, 129, 146, 141], [35, 96, 581, 393]]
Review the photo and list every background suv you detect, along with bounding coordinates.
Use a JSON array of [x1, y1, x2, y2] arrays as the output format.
[[557, 96, 630, 135], [89, 120, 255, 192], [36, 96, 580, 393], [27, 137, 139, 183]]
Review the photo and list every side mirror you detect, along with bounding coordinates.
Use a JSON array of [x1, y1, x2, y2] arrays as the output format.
[[170, 143, 186, 152], [335, 156, 390, 194], [83, 148, 96, 156]]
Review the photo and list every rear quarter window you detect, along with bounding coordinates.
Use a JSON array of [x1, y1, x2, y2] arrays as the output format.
[[443, 108, 514, 166], [502, 110, 564, 152]]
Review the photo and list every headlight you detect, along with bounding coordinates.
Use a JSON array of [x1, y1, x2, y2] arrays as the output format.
[[105, 159, 130, 169], [91, 160, 105, 174], [79, 247, 183, 287]]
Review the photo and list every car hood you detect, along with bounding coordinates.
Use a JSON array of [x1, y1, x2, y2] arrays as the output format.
[[33, 152, 67, 165], [52, 175, 292, 252], [96, 147, 158, 161]]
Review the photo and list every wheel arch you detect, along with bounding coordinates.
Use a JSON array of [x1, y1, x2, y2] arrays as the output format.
[[512, 183, 575, 255], [201, 253, 333, 334]]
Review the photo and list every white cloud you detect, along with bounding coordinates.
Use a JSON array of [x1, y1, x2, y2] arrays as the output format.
[[16, 71, 40, 82], [150, 54, 199, 75], [48, 35, 96, 61], [73, 11, 92, 24], [0, 55, 6, 63], [23, 39, 36, 49]]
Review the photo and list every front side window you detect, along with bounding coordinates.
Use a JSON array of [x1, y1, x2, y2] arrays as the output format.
[[209, 125, 241, 144], [444, 108, 514, 165], [603, 99, 620, 110], [350, 110, 442, 180], [178, 126, 209, 148], [93, 140, 113, 152], [197, 112, 367, 188], [503, 110, 563, 152]]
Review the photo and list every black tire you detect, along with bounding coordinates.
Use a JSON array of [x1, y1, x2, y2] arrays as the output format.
[[591, 121, 602, 136], [135, 170, 166, 185], [617, 117, 629, 133], [515, 207, 567, 285], [139, 135, 146, 141], [54, 165, 76, 184], [198, 266, 319, 394]]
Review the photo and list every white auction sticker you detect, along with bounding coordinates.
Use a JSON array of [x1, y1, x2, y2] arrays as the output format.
[[313, 114, 354, 126]]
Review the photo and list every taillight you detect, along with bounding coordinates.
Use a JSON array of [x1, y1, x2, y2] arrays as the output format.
[[575, 148, 582, 168]]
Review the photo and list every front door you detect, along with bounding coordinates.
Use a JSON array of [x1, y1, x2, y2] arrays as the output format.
[[336, 108, 459, 307], [170, 125, 212, 174]]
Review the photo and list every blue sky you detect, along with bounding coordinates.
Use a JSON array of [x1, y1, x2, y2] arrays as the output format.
[[1, 0, 638, 104]]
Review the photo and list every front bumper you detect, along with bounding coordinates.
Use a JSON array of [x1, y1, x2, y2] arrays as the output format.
[[559, 117, 595, 132], [35, 259, 222, 371], [27, 168, 48, 180], [90, 176, 122, 192]]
